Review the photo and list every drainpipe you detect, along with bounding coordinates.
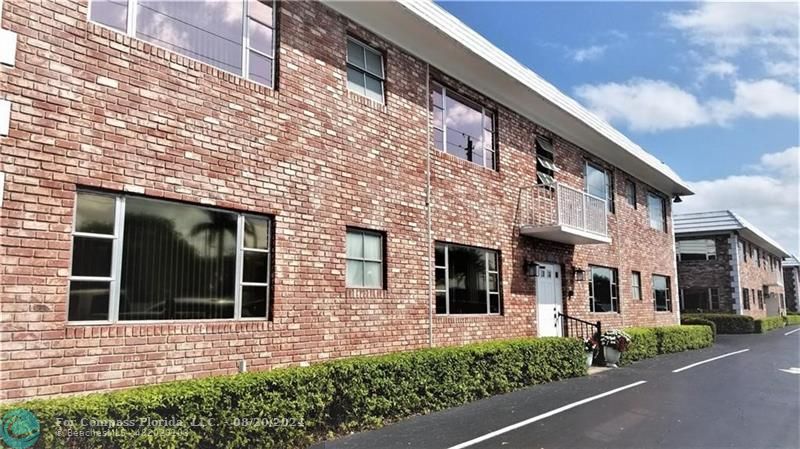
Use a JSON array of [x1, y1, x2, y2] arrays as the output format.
[[730, 232, 743, 315], [670, 202, 680, 324], [425, 62, 433, 348]]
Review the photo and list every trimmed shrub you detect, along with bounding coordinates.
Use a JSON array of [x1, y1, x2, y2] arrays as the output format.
[[657, 325, 714, 353], [788, 312, 800, 316], [619, 327, 658, 365], [682, 313, 755, 334], [0, 337, 585, 449], [681, 317, 717, 340], [786, 315, 800, 326], [754, 316, 786, 333]]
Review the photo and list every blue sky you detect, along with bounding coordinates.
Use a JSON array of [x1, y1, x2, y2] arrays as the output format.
[[439, 1, 800, 255]]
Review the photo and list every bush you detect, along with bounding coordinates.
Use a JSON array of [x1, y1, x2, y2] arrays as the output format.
[[681, 317, 717, 340], [788, 311, 800, 316], [754, 316, 786, 333], [0, 338, 585, 449], [619, 325, 713, 365], [682, 313, 755, 334], [786, 315, 800, 326]]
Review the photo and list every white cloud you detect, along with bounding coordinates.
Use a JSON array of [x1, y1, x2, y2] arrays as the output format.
[[574, 78, 800, 132], [764, 61, 799, 80], [570, 45, 607, 62], [676, 147, 800, 256], [697, 60, 737, 82]]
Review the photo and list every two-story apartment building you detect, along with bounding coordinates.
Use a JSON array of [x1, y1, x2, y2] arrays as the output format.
[[783, 256, 800, 313], [0, 0, 692, 401], [674, 211, 788, 317]]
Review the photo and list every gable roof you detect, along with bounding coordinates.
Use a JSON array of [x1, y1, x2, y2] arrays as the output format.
[[325, 0, 693, 196], [674, 210, 790, 258]]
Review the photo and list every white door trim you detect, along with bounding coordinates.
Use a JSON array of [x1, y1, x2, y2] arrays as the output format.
[[536, 262, 563, 337]]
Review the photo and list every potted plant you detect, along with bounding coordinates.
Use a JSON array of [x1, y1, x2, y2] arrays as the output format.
[[583, 337, 597, 367], [600, 329, 631, 367]]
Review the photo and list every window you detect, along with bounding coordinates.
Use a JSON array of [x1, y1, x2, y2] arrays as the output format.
[[757, 290, 764, 309], [738, 241, 745, 261], [589, 266, 618, 313], [346, 38, 384, 103], [680, 287, 718, 312], [756, 248, 761, 267], [647, 192, 666, 232], [431, 82, 496, 170], [743, 242, 748, 262], [624, 179, 636, 208], [535, 136, 556, 185], [435, 243, 500, 314], [68, 191, 272, 322], [89, 0, 276, 88], [585, 162, 614, 212], [742, 288, 750, 310], [345, 228, 384, 289], [652, 275, 671, 312], [631, 271, 642, 300], [677, 239, 717, 261]]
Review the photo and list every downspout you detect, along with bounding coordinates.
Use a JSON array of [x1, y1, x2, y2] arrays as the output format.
[[730, 232, 743, 315], [425, 62, 433, 348], [670, 201, 680, 323]]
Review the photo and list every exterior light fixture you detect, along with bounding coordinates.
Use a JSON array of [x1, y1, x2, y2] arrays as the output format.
[[524, 260, 538, 277], [673, 195, 682, 203], [573, 266, 586, 282]]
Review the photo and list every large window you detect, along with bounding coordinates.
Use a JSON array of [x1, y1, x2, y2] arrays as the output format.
[[435, 243, 500, 314], [652, 275, 671, 312], [589, 266, 618, 313], [346, 38, 384, 103], [68, 191, 272, 322], [648, 192, 666, 232], [585, 162, 614, 212], [680, 287, 719, 312], [89, 0, 276, 88], [631, 271, 642, 300], [345, 228, 384, 289], [677, 239, 717, 261], [431, 82, 496, 170]]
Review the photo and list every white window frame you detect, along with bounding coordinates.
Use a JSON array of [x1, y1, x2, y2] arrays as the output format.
[[345, 228, 385, 289], [676, 239, 717, 261], [68, 191, 272, 323], [584, 162, 614, 213], [345, 37, 385, 103], [431, 81, 496, 170], [87, 0, 276, 89], [652, 274, 672, 312], [631, 271, 641, 300], [647, 192, 666, 232], [434, 243, 501, 315]]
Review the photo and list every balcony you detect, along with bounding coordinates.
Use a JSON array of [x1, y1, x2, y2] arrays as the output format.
[[518, 183, 611, 245]]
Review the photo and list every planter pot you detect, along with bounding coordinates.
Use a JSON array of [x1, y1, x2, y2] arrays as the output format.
[[604, 346, 621, 366], [585, 351, 594, 368]]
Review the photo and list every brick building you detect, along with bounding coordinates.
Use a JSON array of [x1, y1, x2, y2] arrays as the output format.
[[0, 0, 692, 401], [783, 256, 800, 313], [674, 211, 789, 317]]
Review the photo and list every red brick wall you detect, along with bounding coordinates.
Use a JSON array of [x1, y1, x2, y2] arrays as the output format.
[[676, 234, 734, 312], [0, 0, 678, 401], [737, 237, 784, 318]]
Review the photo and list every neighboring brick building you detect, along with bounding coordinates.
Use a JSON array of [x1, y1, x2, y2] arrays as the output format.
[[783, 257, 800, 313], [674, 211, 789, 318], [0, 0, 692, 400]]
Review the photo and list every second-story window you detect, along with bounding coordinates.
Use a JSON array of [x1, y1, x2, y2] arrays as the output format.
[[535, 136, 556, 185], [677, 239, 716, 261], [585, 162, 614, 213], [624, 179, 637, 208], [346, 38, 385, 103], [345, 228, 385, 289], [431, 82, 496, 170], [647, 192, 667, 232], [89, 0, 276, 88]]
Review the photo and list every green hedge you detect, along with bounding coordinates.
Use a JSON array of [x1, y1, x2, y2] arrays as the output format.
[[620, 325, 713, 365], [0, 338, 585, 449], [785, 315, 800, 326], [754, 316, 786, 333], [682, 313, 755, 334], [680, 317, 717, 340], [787, 312, 800, 316]]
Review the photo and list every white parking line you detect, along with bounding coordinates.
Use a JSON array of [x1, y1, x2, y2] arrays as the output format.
[[446, 380, 647, 449], [785, 328, 800, 336], [672, 349, 750, 373]]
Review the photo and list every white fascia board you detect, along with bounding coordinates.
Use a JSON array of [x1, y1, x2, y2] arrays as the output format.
[[324, 0, 693, 196]]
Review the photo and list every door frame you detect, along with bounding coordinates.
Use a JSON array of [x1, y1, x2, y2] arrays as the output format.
[[536, 262, 564, 337]]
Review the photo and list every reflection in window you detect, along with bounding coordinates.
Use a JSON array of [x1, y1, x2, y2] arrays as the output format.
[[680, 287, 718, 312], [677, 239, 716, 261], [589, 266, 618, 313], [68, 192, 272, 321], [653, 275, 671, 312], [89, 0, 276, 88], [431, 82, 496, 170], [346, 38, 384, 103], [346, 229, 384, 289], [648, 193, 666, 232], [535, 136, 556, 185], [625, 179, 636, 208], [435, 243, 500, 314], [585, 162, 614, 212], [631, 271, 641, 300]]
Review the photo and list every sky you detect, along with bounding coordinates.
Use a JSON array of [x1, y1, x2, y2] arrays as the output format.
[[438, 1, 800, 256]]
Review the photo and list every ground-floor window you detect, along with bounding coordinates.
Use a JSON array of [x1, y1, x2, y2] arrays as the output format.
[[680, 287, 719, 312], [652, 275, 671, 312], [589, 265, 618, 313], [435, 242, 500, 314], [742, 288, 750, 310], [757, 290, 764, 309], [68, 191, 272, 322]]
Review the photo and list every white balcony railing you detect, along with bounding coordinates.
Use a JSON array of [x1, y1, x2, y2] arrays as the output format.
[[518, 183, 609, 244]]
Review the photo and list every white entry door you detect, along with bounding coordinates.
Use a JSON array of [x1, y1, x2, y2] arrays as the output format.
[[536, 263, 563, 337]]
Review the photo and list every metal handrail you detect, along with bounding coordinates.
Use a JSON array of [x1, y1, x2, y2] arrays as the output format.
[[558, 312, 605, 366]]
